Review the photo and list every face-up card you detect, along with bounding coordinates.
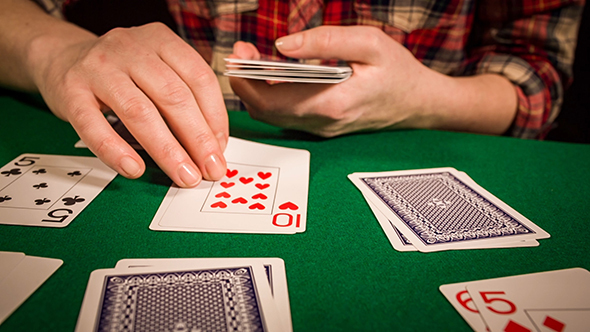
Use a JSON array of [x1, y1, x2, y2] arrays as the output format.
[[0, 154, 117, 227], [114, 257, 292, 332], [439, 281, 489, 332], [349, 168, 549, 252], [0, 255, 63, 324], [75, 262, 285, 332], [466, 268, 590, 332], [150, 137, 309, 234], [0, 252, 25, 283]]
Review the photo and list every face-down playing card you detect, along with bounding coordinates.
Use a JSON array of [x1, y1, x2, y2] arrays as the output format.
[[75, 262, 285, 332], [349, 168, 549, 252], [114, 257, 292, 332], [0, 154, 117, 227], [150, 137, 310, 233]]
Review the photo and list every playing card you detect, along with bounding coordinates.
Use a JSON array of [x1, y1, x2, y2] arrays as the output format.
[[224, 58, 352, 83], [150, 137, 309, 234], [0, 252, 25, 283], [466, 268, 590, 332], [114, 257, 292, 332], [0, 255, 63, 324], [348, 168, 549, 252], [75, 262, 285, 332], [439, 281, 489, 332], [0, 154, 117, 227]]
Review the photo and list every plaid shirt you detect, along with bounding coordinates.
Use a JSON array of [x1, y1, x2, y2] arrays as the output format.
[[38, 0, 585, 139]]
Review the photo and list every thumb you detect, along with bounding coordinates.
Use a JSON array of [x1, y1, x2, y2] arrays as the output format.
[[275, 25, 384, 63]]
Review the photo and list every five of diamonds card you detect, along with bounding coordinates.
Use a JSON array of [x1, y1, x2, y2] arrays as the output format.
[[150, 137, 310, 234], [348, 167, 550, 252], [0, 154, 117, 227]]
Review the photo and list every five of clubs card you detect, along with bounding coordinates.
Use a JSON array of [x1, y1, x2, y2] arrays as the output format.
[[0, 154, 117, 227]]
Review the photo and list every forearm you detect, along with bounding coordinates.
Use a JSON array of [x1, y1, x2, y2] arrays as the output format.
[[0, 0, 96, 92], [409, 68, 518, 135]]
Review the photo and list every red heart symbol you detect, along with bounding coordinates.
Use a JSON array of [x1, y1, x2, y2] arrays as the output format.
[[226, 169, 238, 178], [232, 197, 247, 204], [240, 177, 253, 184], [252, 193, 267, 200], [257, 172, 272, 180], [249, 203, 265, 210], [255, 183, 270, 190], [211, 201, 227, 208], [220, 182, 235, 188], [215, 192, 230, 198], [279, 202, 298, 210]]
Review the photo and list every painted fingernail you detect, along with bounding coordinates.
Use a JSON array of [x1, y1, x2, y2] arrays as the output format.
[[204, 154, 226, 180], [276, 34, 303, 52], [178, 163, 201, 187], [120, 156, 142, 178]]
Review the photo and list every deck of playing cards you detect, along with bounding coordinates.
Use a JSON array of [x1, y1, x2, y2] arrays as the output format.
[[440, 268, 590, 332], [75, 257, 292, 332], [348, 167, 550, 252], [224, 58, 352, 83], [0, 154, 118, 228], [0, 252, 62, 325], [150, 137, 310, 234]]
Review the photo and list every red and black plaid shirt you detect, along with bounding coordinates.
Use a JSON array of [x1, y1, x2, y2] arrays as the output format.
[[39, 0, 585, 138]]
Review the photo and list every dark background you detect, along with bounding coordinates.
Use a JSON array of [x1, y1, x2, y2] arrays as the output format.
[[52, 0, 590, 144]]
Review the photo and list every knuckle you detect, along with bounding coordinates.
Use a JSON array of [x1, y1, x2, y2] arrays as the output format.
[[191, 67, 218, 89], [93, 135, 120, 158], [159, 82, 193, 108], [117, 96, 155, 122]]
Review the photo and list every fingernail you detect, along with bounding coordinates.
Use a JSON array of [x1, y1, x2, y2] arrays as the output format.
[[204, 154, 226, 180], [178, 163, 201, 187], [217, 132, 228, 151], [276, 34, 303, 52], [120, 156, 142, 178]]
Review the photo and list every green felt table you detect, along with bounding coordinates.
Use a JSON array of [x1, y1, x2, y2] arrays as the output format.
[[0, 90, 589, 332]]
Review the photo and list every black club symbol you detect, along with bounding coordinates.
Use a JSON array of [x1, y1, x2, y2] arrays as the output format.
[[32, 168, 47, 175], [35, 198, 51, 205], [0, 195, 12, 203], [62, 196, 85, 206], [1, 168, 22, 177], [33, 182, 48, 189], [67, 171, 82, 177]]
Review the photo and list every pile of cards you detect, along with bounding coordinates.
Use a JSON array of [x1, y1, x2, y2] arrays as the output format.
[[440, 268, 590, 331], [348, 168, 550, 252], [0, 154, 117, 228], [0, 252, 62, 325], [75, 257, 292, 332], [224, 58, 352, 83], [150, 137, 310, 234]]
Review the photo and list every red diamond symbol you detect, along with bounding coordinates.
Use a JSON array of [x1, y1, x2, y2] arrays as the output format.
[[504, 320, 531, 332], [543, 316, 565, 332]]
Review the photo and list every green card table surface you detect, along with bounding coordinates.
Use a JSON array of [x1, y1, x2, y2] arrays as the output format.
[[0, 91, 589, 331]]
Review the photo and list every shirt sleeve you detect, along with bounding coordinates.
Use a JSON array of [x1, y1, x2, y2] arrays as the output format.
[[462, 0, 585, 139]]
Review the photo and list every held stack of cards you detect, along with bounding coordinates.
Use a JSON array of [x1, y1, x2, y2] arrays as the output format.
[[348, 168, 550, 252], [224, 58, 352, 83], [75, 257, 292, 332], [0, 252, 62, 325], [440, 268, 590, 332]]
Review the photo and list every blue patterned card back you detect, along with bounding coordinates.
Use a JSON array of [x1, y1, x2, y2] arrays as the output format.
[[97, 267, 265, 332]]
